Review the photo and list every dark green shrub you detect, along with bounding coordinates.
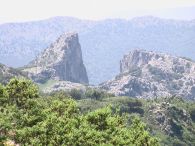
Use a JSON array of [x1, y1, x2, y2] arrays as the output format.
[[5, 78, 39, 107], [0, 84, 8, 106], [190, 108, 195, 122], [172, 138, 186, 146], [69, 89, 84, 100], [85, 88, 113, 100]]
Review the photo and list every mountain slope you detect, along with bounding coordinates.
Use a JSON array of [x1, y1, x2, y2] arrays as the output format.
[[101, 50, 195, 100], [0, 16, 195, 84], [0, 63, 27, 84]]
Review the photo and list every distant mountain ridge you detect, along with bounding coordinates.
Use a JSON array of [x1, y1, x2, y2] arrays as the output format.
[[101, 49, 195, 100], [0, 16, 194, 84]]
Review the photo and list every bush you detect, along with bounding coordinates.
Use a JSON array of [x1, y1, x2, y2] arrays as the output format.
[[0, 84, 8, 106], [190, 108, 195, 122], [172, 138, 186, 146], [5, 78, 39, 107], [118, 98, 144, 115], [85, 88, 113, 100], [69, 89, 84, 100]]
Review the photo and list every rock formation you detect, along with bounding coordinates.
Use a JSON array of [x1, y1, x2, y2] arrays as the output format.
[[101, 49, 195, 100], [0, 63, 27, 84], [23, 32, 88, 84]]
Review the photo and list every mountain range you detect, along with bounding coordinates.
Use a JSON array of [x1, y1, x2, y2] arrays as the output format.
[[1, 31, 192, 100], [0, 16, 195, 84]]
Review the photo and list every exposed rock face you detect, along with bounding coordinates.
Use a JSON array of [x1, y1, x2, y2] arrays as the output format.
[[0, 64, 27, 84], [23, 32, 88, 84], [101, 50, 195, 100]]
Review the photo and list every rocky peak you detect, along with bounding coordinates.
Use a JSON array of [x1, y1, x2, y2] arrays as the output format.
[[24, 32, 88, 84], [120, 49, 155, 73], [101, 50, 195, 100], [31, 32, 80, 66], [120, 49, 195, 74]]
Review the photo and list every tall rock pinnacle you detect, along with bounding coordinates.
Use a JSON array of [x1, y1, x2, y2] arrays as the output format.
[[23, 32, 89, 84]]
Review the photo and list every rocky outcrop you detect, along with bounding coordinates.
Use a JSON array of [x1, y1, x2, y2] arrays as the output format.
[[147, 97, 192, 137], [0, 63, 27, 84], [101, 49, 195, 100], [23, 32, 88, 84], [42, 81, 86, 93]]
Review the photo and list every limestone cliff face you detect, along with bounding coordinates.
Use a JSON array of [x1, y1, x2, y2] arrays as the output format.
[[101, 50, 195, 100], [23, 32, 88, 84]]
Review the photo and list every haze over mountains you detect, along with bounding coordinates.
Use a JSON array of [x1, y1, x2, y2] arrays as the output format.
[[0, 16, 195, 84]]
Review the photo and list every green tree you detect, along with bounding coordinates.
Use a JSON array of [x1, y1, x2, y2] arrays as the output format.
[[0, 84, 8, 106], [14, 101, 159, 146], [130, 116, 159, 146], [5, 78, 39, 107]]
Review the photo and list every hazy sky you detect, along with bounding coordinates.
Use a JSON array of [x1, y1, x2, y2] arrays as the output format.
[[0, 0, 195, 24]]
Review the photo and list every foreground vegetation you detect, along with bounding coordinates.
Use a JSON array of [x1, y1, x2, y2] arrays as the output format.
[[0, 78, 159, 146], [49, 86, 195, 146], [1, 78, 195, 146]]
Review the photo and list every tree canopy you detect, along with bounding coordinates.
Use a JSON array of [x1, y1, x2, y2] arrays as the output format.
[[0, 78, 159, 146]]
